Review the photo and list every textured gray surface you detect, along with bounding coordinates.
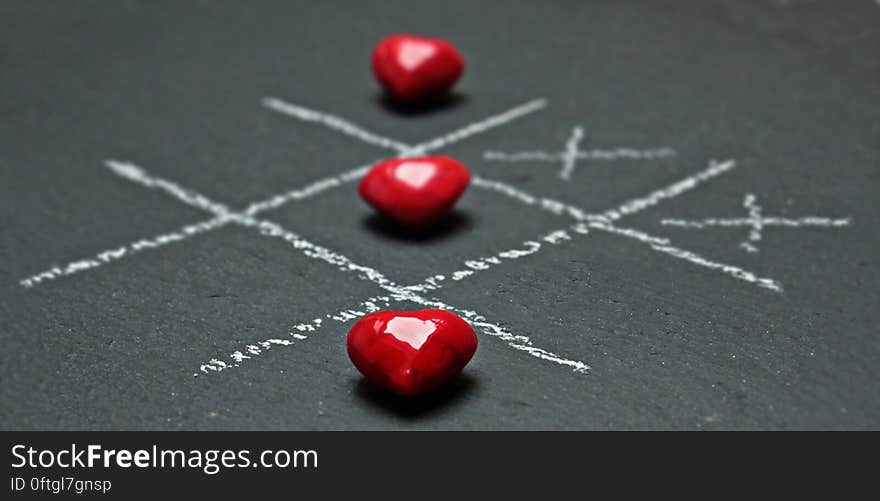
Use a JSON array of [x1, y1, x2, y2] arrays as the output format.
[[1, 0, 878, 429]]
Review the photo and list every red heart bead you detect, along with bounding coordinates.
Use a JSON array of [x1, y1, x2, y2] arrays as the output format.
[[347, 309, 478, 396], [358, 155, 471, 228], [371, 34, 465, 102]]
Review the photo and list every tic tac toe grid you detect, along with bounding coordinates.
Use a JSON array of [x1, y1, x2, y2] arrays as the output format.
[[19, 94, 834, 378]]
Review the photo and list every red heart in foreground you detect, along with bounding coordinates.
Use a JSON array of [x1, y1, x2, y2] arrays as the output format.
[[371, 34, 465, 102], [347, 309, 478, 396], [358, 155, 471, 228]]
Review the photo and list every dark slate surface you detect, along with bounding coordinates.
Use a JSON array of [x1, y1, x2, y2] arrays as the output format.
[[1, 0, 878, 429]]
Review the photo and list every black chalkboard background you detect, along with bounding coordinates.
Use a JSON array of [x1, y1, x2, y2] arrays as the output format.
[[1, 0, 878, 430]]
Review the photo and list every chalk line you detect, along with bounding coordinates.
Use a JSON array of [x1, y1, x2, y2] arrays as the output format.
[[471, 176, 602, 222], [403, 225, 583, 294], [105, 160, 233, 216], [200, 297, 392, 374], [560, 126, 584, 180], [587, 221, 671, 246], [407, 98, 548, 155], [660, 216, 852, 229], [741, 193, 762, 252], [242, 163, 373, 216], [647, 244, 782, 291], [484, 148, 677, 163], [484, 151, 563, 162], [19, 215, 231, 288], [262, 97, 411, 153], [600, 159, 736, 222]]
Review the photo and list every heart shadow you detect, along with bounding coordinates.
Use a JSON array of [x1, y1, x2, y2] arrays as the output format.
[[361, 210, 473, 243], [373, 91, 469, 117], [352, 373, 479, 419]]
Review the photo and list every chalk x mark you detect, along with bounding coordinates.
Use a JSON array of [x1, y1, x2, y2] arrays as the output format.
[[484, 124, 676, 180], [661, 193, 851, 253]]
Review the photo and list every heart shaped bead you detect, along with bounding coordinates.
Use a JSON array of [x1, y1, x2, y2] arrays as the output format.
[[358, 155, 471, 228], [347, 309, 478, 396], [371, 34, 465, 102]]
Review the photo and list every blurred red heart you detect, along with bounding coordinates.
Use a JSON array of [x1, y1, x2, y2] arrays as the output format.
[[371, 34, 465, 102], [347, 309, 478, 396], [358, 155, 470, 228]]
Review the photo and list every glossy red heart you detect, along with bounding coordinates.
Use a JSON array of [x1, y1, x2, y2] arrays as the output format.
[[347, 309, 478, 396], [358, 155, 471, 228], [371, 34, 465, 102]]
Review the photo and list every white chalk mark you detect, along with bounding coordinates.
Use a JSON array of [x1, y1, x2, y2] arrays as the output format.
[[243, 163, 372, 216], [577, 148, 676, 161], [199, 296, 395, 374], [498, 241, 543, 259], [431, 225, 585, 289], [743, 193, 763, 253], [484, 151, 563, 162], [587, 221, 670, 246], [452, 270, 474, 280], [508, 344, 590, 373], [647, 243, 783, 292], [471, 176, 601, 222], [19, 216, 231, 288], [660, 192, 851, 254], [483, 123, 675, 180], [542, 229, 571, 244], [106, 160, 233, 216], [601, 159, 736, 222], [559, 126, 584, 180], [262, 97, 411, 153], [660, 217, 853, 229], [408, 98, 547, 155], [483, 148, 678, 163]]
